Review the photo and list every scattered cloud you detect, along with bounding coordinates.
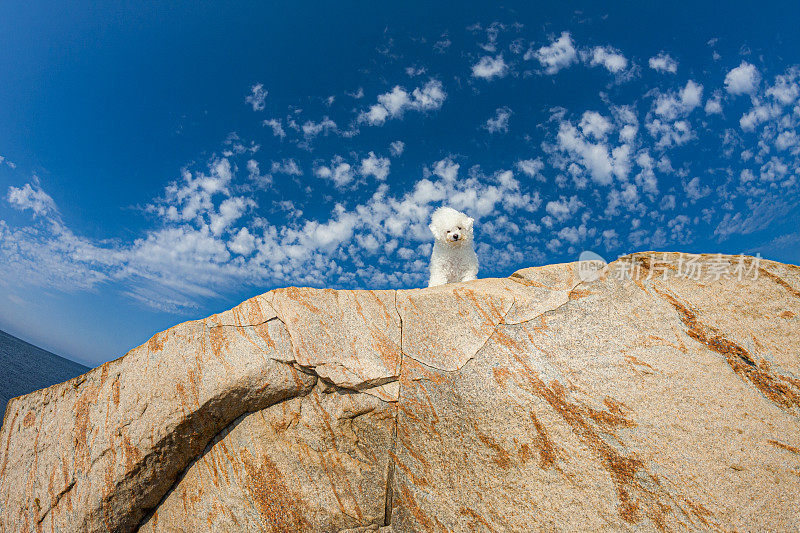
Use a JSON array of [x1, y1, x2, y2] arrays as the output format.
[[484, 107, 512, 133], [684, 177, 710, 201], [314, 156, 355, 187], [528, 32, 577, 74], [245, 84, 267, 111], [472, 55, 509, 80], [271, 159, 303, 176], [516, 158, 545, 182], [263, 118, 286, 138], [389, 141, 405, 157], [7, 182, 59, 218], [653, 80, 704, 121], [587, 46, 628, 73], [724, 61, 761, 95], [359, 80, 446, 126], [302, 117, 337, 139], [360, 152, 391, 181], [649, 53, 678, 73]]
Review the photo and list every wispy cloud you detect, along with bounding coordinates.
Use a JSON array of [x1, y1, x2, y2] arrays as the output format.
[[484, 107, 512, 133], [245, 83, 267, 111], [472, 55, 509, 80], [359, 80, 446, 126], [649, 53, 678, 74], [527, 32, 577, 74]]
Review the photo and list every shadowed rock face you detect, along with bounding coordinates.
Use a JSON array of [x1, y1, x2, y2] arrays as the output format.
[[1, 252, 799, 532]]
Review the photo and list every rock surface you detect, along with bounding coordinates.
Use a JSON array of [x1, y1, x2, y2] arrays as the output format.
[[2, 252, 799, 532]]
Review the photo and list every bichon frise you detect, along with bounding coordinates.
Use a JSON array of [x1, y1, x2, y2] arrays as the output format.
[[427, 206, 479, 287]]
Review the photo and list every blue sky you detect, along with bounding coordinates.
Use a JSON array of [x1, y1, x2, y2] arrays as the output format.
[[1, 1, 799, 366]]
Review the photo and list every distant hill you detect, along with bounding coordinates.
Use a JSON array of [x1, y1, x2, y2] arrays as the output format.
[[0, 329, 89, 420]]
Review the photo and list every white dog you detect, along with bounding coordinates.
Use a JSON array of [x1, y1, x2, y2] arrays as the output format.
[[427, 207, 479, 287]]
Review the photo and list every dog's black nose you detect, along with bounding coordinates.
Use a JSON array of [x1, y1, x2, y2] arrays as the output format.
[[453, 235, 459, 240]]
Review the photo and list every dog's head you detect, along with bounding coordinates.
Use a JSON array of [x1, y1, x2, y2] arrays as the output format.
[[429, 206, 474, 244]]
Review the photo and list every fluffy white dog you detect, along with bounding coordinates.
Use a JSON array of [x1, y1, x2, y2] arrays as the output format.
[[427, 206, 479, 287]]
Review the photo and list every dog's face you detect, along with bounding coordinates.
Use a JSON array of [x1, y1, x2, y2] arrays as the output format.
[[429, 207, 474, 245]]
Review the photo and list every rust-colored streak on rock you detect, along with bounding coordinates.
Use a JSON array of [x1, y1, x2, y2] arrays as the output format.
[[207, 327, 232, 367], [568, 288, 594, 301], [147, 331, 167, 352], [239, 451, 312, 532], [389, 450, 429, 488], [767, 439, 800, 454], [397, 483, 436, 533], [492, 366, 511, 388], [279, 286, 323, 314], [781, 310, 796, 318], [528, 411, 556, 469], [112, 379, 120, 407], [473, 423, 512, 469], [453, 287, 507, 327], [73, 385, 100, 471], [495, 326, 671, 528], [460, 507, 499, 532], [759, 267, 800, 298], [655, 288, 800, 413]]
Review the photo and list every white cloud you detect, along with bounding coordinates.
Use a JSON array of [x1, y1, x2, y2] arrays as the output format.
[[553, 114, 631, 185], [545, 195, 583, 221], [775, 130, 798, 151], [247, 159, 271, 188], [360, 152, 391, 181], [263, 119, 286, 139], [739, 102, 781, 131], [704, 95, 723, 115], [271, 159, 302, 176], [653, 80, 703, 120], [359, 80, 446, 126], [7, 183, 58, 218], [434, 36, 451, 53], [209, 196, 254, 236], [579, 111, 613, 139], [314, 156, 355, 187], [588, 46, 628, 73], [245, 84, 267, 111], [601, 229, 620, 249], [472, 55, 509, 80], [529, 32, 577, 75], [484, 107, 512, 133], [649, 53, 678, 74], [684, 177, 710, 201], [389, 141, 405, 157], [302, 117, 337, 138], [516, 158, 545, 182], [228, 227, 256, 256], [766, 68, 800, 105], [150, 158, 233, 224], [724, 62, 761, 95], [646, 119, 695, 149], [557, 224, 592, 245]]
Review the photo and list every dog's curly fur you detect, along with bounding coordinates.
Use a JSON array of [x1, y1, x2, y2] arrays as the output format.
[[427, 207, 479, 287]]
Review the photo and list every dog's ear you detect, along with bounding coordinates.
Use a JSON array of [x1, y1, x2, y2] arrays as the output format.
[[429, 221, 440, 239], [464, 217, 474, 232]]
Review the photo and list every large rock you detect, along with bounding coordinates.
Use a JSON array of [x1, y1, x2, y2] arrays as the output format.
[[1, 252, 799, 532]]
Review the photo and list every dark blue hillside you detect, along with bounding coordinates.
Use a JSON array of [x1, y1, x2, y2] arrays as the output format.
[[0, 329, 89, 423]]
